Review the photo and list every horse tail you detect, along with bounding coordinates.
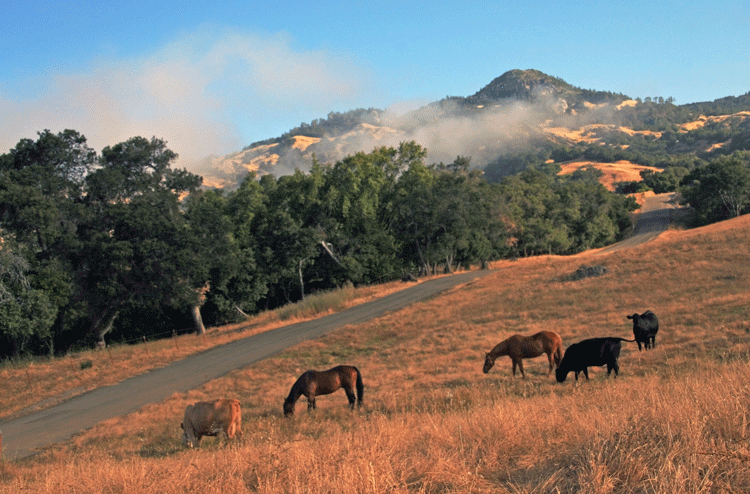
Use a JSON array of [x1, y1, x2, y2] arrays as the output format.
[[354, 367, 364, 406], [554, 342, 563, 367]]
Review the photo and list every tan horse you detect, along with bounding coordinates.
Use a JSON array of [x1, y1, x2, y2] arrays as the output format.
[[483, 331, 563, 378], [283, 365, 364, 416]]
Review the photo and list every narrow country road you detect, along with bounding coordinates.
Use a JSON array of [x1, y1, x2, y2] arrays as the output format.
[[596, 192, 684, 254], [0, 270, 493, 460]]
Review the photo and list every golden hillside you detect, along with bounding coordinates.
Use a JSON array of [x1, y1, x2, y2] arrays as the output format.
[[4, 210, 750, 492]]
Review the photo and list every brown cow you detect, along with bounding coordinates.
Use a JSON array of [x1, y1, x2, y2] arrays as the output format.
[[180, 398, 242, 448]]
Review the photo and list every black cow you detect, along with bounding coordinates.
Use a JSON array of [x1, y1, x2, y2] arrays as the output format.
[[627, 310, 659, 351], [555, 337, 635, 383]]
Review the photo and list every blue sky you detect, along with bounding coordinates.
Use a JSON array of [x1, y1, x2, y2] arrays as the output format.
[[1, 0, 748, 168]]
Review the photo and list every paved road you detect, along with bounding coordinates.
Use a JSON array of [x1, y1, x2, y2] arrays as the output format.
[[0, 270, 494, 460], [597, 192, 684, 254]]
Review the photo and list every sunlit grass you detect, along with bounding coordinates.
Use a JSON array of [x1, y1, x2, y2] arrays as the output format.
[[0, 278, 414, 420], [3, 215, 750, 492]]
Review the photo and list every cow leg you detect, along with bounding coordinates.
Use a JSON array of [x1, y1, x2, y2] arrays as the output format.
[[228, 417, 241, 439], [636, 340, 643, 351], [582, 368, 590, 380], [607, 360, 619, 377]]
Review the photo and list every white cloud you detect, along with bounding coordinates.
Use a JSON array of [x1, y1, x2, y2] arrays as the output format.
[[0, 26, 371, 170]]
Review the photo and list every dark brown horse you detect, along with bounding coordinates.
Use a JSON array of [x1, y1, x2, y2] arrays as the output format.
[[283, 365, 364, 416], [483, 331, 563, 378]]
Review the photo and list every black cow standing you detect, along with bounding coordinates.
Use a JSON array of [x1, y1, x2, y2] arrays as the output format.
[[627, 310, 659, 351], [555, 337, 635, 383]]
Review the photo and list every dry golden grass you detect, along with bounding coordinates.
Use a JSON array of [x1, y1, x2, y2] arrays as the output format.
[[3, 216, 750, 493], [0, 280, 412, 420], [558, 160, 661, 191]]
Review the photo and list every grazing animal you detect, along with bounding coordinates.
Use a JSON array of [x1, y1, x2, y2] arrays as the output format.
[[555, 337, 635, 383], [284, 365, 364, 416], [627, 310, 659, 351], [483, 331, 563, 378], [180, 398, 242, 448]]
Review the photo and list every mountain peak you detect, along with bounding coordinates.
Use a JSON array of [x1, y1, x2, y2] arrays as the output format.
[[465, 69, 576, 105]]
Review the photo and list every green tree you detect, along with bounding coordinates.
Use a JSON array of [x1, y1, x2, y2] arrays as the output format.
[[182, 189, 240, 329], [0, 130, 96, 355], [224, 174, 270, 315], [0, 246, 57, 357], [80, 137, 203, 344], [254, 172, 322, 305], [681, 152, 750, 225]]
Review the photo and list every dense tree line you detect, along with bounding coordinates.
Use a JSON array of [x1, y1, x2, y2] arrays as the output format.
[[679, 151, 750, 226], [0, 132, 639, 359]]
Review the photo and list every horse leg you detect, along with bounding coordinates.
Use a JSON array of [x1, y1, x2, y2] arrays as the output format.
[[344, 387, 356, 410], [546, 351, 554, 376], [511, 360, 517, 377], [517, 359, 526, 379], [307, 396, 316, 411]]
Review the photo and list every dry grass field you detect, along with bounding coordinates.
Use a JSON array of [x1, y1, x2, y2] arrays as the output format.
[[0, 281, 412, 421], [3, 215, 750, 493]]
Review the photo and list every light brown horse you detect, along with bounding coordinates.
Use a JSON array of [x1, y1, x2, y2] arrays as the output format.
[[283, 365, 364, 416], [483, 331, 563, 378]]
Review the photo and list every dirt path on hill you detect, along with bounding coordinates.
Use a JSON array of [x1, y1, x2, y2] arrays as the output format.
[[0, 270, 493, 460]]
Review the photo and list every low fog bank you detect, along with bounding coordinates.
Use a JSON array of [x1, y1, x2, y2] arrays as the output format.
[[189, 94, 622, 186]]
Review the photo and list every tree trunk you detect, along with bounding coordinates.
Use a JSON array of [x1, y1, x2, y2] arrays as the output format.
[[190, 304, 206, 335], [320, 241, 343, 267], [298, 258, 305, 301], [414, 239, 428, 276], [445, 254, 455, 274], [235, 304, 250, 318], [94, 309, 119, 348]]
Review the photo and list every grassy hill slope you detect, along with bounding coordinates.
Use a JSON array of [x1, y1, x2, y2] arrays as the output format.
[[3, 216, 750, 492]]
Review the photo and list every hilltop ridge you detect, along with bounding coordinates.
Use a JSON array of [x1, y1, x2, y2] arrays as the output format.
[[195, 69, 750, 189]]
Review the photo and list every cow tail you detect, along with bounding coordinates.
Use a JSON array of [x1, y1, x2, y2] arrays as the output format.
[[355, 367, 364, 407]]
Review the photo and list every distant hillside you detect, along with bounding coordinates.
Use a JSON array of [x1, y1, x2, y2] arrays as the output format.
[[196, 69, 750, 189]]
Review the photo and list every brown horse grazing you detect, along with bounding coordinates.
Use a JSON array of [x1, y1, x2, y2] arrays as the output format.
[[483, 331, 563, 378], [283, 365, 364, 416]]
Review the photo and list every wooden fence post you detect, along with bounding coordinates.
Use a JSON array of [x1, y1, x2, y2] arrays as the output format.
[[142, 336, 150, 357]]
